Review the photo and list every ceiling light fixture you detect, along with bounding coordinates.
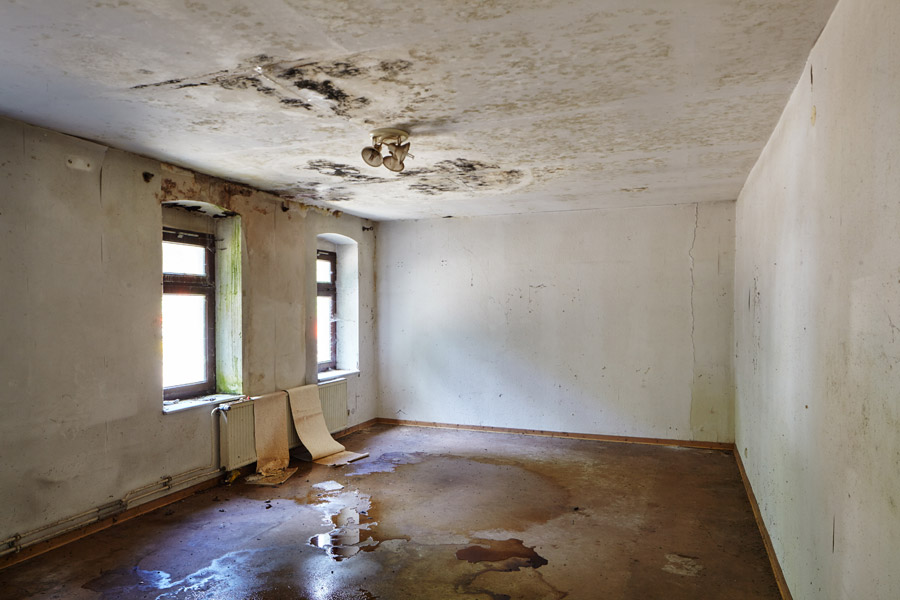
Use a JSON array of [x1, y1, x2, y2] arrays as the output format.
[[361, 145, 383, 167], [361, 128, 412, 172]]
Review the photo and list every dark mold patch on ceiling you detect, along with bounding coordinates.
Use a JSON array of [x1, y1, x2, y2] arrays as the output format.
[[292, 157, 525, 203], [131, 78, 185, 90], [129, 55, 423, 118], [306, 160, 380, 183], [399, 159, 524, 196], [215, 74, 276, 96], [279, 65, 369, 116], [377, 59, 414, 80]]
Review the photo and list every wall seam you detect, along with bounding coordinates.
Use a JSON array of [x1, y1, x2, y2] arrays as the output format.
[[689, 203, 699, 437]]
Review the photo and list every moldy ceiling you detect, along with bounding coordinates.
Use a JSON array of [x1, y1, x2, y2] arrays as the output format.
[[0, 0, 837, 220]]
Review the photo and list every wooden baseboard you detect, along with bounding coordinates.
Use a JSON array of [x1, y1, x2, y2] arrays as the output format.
[[0, 476, 220, 571], [334, 418, 379, 439], [733, 449, 793, 600], [373, 418, 735, 451]]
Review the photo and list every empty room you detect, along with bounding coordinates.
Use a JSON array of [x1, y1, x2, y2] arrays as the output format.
[[1, 0, 898, 598]]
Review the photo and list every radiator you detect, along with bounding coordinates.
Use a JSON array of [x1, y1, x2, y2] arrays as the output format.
[[219, 380, 349, 469], [318, 378, 349, 433], [218, 400, 257, 471]]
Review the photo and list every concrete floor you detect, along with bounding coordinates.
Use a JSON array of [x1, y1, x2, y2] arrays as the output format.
[[0, 424, 779, 599]]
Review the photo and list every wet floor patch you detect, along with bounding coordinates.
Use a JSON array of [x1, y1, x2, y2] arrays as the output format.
[[3, 425, 781, 599], [456, 538, 548, 570], [313, 480, 345, 492], [351, 454, 570, 538], [344, 451, 425, 476], [80, 549, 297, 599], [82, 567, 173, 594], [304, 482, 410, 562], [308, 505, 379, 561], [453, 539, 563, 600]]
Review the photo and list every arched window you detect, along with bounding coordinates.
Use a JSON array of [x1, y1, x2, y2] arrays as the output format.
[[316, 233, 359, 378]]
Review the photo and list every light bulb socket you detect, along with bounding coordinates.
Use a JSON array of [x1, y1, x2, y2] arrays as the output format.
[[387, 142, 410, 163], [383, 155, 405, 172], [361, 146, 383, 167]]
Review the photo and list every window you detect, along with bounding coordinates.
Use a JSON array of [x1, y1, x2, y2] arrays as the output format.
[[317, 250, 337, 372], [162, 228, 216, 399], [315, 233, 360, 380]]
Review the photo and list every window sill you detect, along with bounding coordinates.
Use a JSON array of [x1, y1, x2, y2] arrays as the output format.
[[318, 369, 359, 383], [162, 393, 245, 414]]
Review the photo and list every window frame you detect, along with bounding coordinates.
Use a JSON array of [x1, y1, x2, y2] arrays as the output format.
[[317, 249, 337, 373], [162, 228, 216, 400]]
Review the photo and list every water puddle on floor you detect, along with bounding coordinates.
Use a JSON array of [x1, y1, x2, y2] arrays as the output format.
[[312, 480, 346, 492], [305, 481, 391, 561], [308, 505, 380, 560], [343, 452, 424, 476], [456, 538, 548, 570], [82, 567, 173, 593]]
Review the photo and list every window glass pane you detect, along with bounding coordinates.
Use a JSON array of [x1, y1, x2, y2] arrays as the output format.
[[163, 241, 206, 276], [317, 295, 333, 363], [317, 258, 332, 283], [162, 294, 207, 388]]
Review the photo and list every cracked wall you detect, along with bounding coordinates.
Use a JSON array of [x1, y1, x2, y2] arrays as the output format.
[[376, 201, 735, 441]]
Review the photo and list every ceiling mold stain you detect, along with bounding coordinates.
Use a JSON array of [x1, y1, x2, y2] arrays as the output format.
[[318, 61, 364, 78], [214, 73, 277, 97], [292, 156, 528, 204], [275, 63, 370, 116], [307, 160, 380, 183], [401, 158, 525, 196], [377, 59, 414, 80], [279, 97, 310, 108], [131, 78, 185, 89], [130, 54, 427, 120]]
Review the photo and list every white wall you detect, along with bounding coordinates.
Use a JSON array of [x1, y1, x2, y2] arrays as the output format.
[[377, 201, 734, 442], [0, 117, 377, 544], [734, 1, 900, 597]]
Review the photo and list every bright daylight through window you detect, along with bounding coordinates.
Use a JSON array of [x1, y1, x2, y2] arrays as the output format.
[[162, 229, 216, 399], [317, 250, 337, 372]]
